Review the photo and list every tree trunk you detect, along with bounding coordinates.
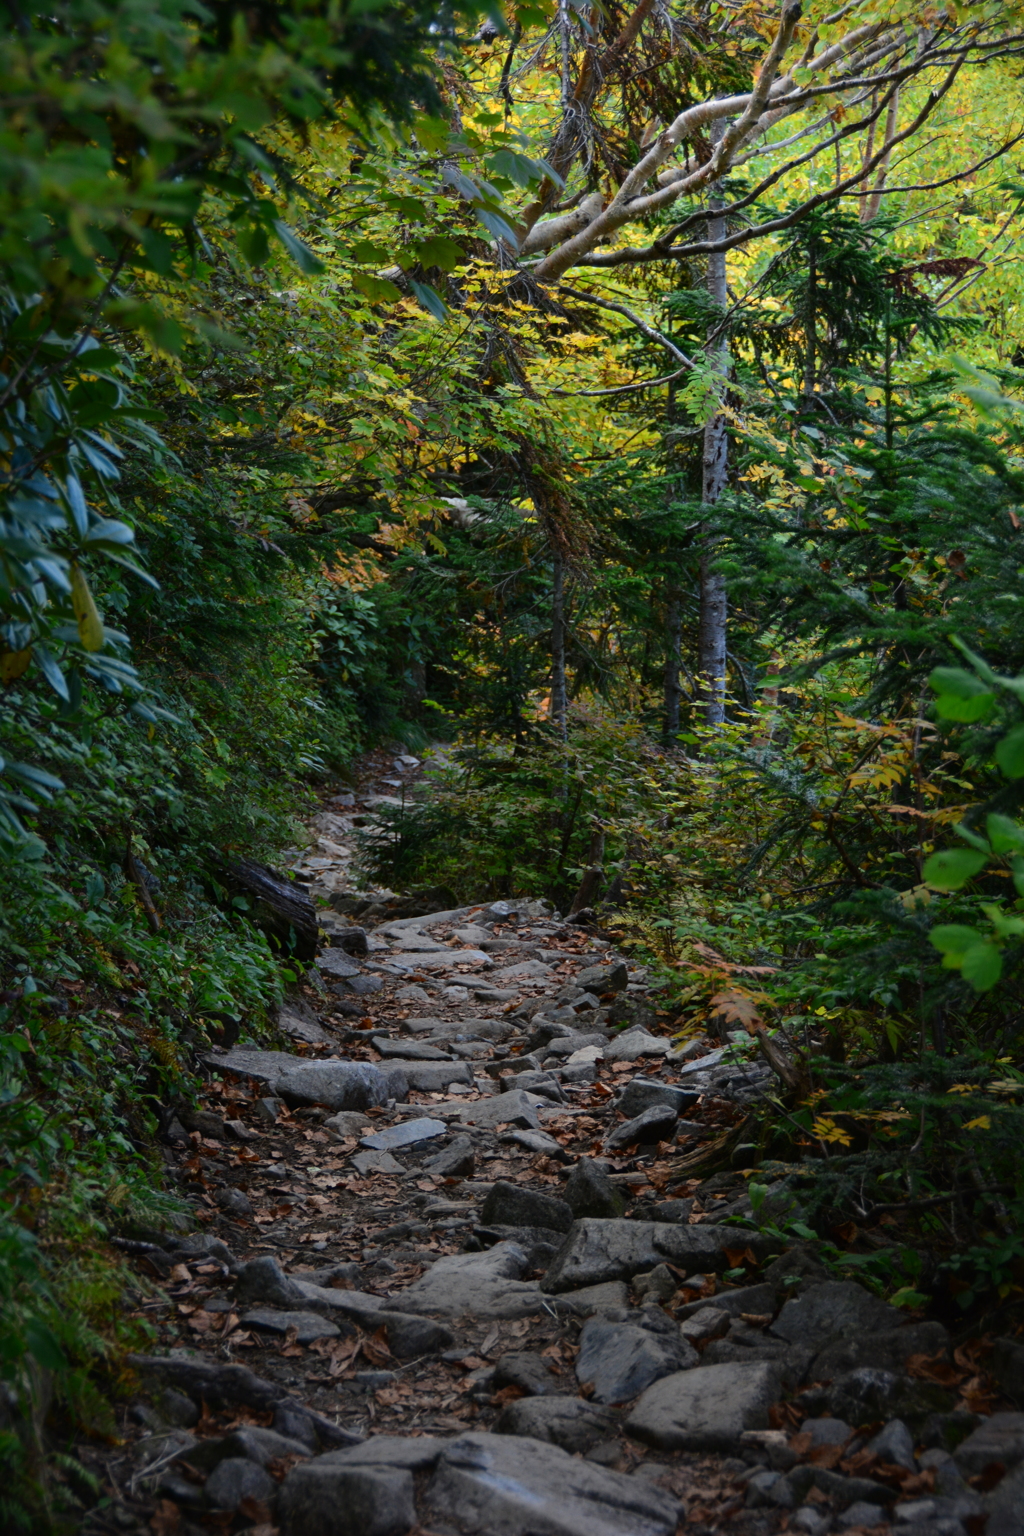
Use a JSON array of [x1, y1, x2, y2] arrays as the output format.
[[698, 118, 730, 727], [663, 584, 683, 738], [550, 543, 568, 737], [569, 824, 605, 914], [221, 857, 318, 961]]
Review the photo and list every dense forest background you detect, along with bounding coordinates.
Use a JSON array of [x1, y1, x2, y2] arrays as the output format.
[[7, 0, 1024, 1523]]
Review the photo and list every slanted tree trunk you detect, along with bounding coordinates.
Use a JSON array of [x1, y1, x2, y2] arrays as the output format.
[[569, 823, 605, 914], [550, 543, 568, 738], [663, 584, 683, 738], [221, 857, 318, 961], [698, 120, 730, 728]]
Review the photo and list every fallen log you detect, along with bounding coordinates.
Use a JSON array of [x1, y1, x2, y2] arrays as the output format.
[[220, 858, 318, 961]]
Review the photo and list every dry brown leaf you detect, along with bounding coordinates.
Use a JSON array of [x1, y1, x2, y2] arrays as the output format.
[[150, 1500, 181, 1535], [363, 1326, 394, 1367]]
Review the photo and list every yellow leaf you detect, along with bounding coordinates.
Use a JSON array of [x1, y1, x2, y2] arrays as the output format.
[[1, 646, 32, 684], [70, 563, 104, 651], [812, 1116, 853, 1147], [964, 1115, 991, 1130]]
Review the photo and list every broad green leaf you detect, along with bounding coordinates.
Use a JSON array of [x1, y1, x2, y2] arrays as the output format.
[[273, 220, 324, 274], [986, 813, 1024, 853], [414, 237, 465, 272], [961, 942, 1003, 990], [409, 280, 447, 320], [996, 725, 1024, 779], [350, 239, 392, 265], [25, 1318, 66, 1371], [922, 848, 987, 889], [930, 923, 983, 956], [70, 564, 104, 651], [352, 272, 402, 304]]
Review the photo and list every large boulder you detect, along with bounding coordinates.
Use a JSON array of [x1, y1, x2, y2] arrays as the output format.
[[381, 1241, 544, 1319], [575, 1313, 697, 1404], [480, 1181, 574, 1234]]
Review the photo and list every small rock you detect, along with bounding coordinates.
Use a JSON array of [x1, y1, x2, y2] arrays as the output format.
[[576, 1314, 697, 1404], [552, 1280, 630, 1316], [791, 1509, 830, 1535], [317, 949, 363, 979], [802, 1417, 855, 1449], [495, 1396, 617, 1453], [273, 1060, 390, 1112], [382, 1314, 455, 1358], [625, 1361, 780, 1451], [351, 1150, 404, 1175], [204, 1457, 276, 1510], [631, 1265, 678, 1304], [278, 1004, 330, 1045], [459, 1090, 541, 1130], [240, 1309, 343, 1344], [382, 1241, 542, 1319], [955, 1412, 1024, 1474], [772, 1281, 901, 1348], [836, 1501, 891, 1530], [331, 927, 369, 957], [374, 1038, 451, 1060], [563, 1158, 626, 1220], [423, 1135, 476, 1177], [361, 1117, 447, 1151], [679, 1306, 731, 1344], [325, 1109, 371, 1138], [493, 1351, 562, 1397], [506, 1128, 565, 1158], [576, 962, 629, 993], [868, 1418, 916, 1471], [401, 1061, 474, 1092], [605, 1104, 678, 1149], [603, 1028, 671, 1063], [480, 1180, 575, 1234], [215, 1187, 253, 1218], [618, 1078, 700, 1119], [278, 1462, 416, 1536]]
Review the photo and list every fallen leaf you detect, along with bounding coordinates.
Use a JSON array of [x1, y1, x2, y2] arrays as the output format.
[[150, 1500, 181, 1535]]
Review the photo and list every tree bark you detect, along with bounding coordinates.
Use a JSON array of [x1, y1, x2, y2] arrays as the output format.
[[698, 120, 730, 728], [663, 584, 683, 737], [221, 857, 318, 961], [550, 543, 568, 737]]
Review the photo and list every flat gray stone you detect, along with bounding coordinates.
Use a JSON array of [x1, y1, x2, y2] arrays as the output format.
[[575, 1315, 697, 1404], [495, 1396, 617, 1454], [203, 1047, 306, 1083], [400, 1061, 474, 1091], [312, 1435, 448, 1471], [240, 1308, 342, 1344], [361, 1117, 447, 1151], [278, 1005, 330, 1045], [459, 1090, 541, 1130], [542, 1218, 735, 1292], [552, 1281, 630, 1317], [423, 1135, 475, 1177], [603, 1028, 670, 1063], [205, 1457, 276, 1509], [605, 1104, 678, 1149], [278, 1461, 416, 1536], [272, 1060, 390, 1112], [955, 1412, 1024, 1474], [351, 1150, 404, 1175], [576, 962, 628, 993], [374, 1039, 453, 1060], [987, 1457, 1024, 1536], [423, 1430, 679, 1536], [325, 1109, 371, 1137], [625, 1361, 780, 1452], [618, 1078, 699, 1119], [382, 1241, 544, 1319], [317, 949, 363, 978], [563, 1158, 626, 1219], [506, 1129, 565, 1158]]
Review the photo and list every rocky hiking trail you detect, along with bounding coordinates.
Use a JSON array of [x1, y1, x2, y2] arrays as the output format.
[[84, 754, 1024, 1536]]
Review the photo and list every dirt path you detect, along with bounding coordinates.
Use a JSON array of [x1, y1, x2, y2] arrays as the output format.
[[76, 754, 1008, 1536]]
